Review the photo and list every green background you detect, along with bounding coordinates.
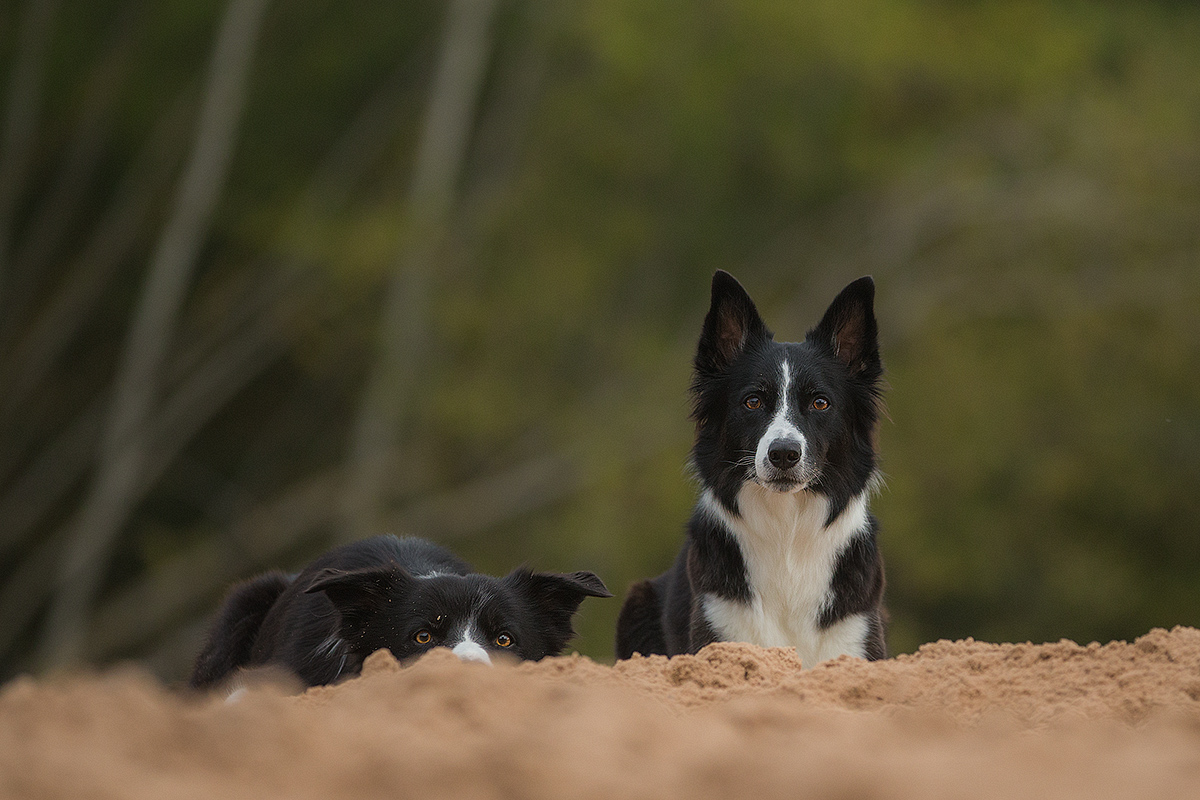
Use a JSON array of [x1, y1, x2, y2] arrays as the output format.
[[0, 0, 1197, 680]]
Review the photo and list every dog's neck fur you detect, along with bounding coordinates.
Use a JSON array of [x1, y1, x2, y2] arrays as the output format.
[[699, 482, 872, 667]]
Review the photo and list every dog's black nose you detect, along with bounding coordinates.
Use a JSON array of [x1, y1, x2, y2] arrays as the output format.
[[767, 440, 802, 469]]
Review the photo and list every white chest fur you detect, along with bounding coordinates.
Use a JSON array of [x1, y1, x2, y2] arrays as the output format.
[[699, 484, 871, 668]]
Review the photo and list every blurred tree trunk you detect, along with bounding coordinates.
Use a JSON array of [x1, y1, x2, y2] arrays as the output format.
[[0, 34, 417, 669], [0, 93, 188, 667], [0, 0, 62, 312], [0, 89, 189, 478], [1, 5, 137, 342], [0, 253, 295, 667], [340, 0, 501, 542], [36, 0, 271, 669]]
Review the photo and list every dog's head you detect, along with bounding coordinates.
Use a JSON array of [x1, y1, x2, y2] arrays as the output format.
[[304, 565, 612, 665], [690, 271, 883, 516]]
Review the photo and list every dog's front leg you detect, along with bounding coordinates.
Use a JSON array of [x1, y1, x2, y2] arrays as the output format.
[[687, 601, 721, 654]]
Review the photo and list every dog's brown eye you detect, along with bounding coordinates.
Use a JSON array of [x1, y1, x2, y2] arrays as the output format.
[[495, 632, 514, 648], [414, 630, 432, 645], [744, 395, 762, 410], [812, 397, 830, 411]]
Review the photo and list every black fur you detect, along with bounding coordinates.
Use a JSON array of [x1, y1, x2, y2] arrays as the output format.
[[190, 535, 611, 689], [617, 272, 887, 662], [190, 571, 293, 689]]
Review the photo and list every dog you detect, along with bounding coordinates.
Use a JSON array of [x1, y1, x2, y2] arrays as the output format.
[[615, 271, 887, 666], [190, 535, 612, 689]]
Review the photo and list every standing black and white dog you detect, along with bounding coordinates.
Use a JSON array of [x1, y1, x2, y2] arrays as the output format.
[[615, 271, 886, 666], [190, 535, 611, 689]]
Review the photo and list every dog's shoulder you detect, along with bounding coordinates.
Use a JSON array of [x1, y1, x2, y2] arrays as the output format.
[[189, 570, 293, 689]]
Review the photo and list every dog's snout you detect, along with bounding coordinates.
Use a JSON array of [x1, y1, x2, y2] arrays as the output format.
[[767, 440, 802, 469], [451, 639, 493, 666]]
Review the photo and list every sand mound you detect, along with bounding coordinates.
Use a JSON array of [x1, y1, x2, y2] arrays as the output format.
[[3, 627, 1200, 799]]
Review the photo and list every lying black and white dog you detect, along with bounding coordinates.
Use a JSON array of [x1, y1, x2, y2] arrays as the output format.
[[190, 535, 611, 689], [616, 271, 887, 666]]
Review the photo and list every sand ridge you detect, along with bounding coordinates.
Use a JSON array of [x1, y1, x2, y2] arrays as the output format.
[[2, 627, 1200, 799]]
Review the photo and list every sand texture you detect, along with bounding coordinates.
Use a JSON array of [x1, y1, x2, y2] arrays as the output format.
[[3, 627, 1200, 799]]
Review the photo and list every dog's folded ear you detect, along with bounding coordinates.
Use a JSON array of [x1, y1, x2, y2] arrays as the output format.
[[809, 276, 879, 376], [504, 569, 613, 656], [696, 270, 772, 376], [305, 564, 410, 600], [548, 570, 613, 599], [507, 569, 612, 603], [305, 565, 413, 638]]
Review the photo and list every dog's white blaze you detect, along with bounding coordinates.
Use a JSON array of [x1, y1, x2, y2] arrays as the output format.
[[754, 359, 808, 482], [451, 627, 492, 666], [699, 484, 872, 668]]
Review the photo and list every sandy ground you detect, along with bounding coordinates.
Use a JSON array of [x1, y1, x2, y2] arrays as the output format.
[[2, 627, 1200, 799]]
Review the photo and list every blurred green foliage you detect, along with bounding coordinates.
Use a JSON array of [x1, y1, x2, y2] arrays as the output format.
[[0, 0, 1197, 677]]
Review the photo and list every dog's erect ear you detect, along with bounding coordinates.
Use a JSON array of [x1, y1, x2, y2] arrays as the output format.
[[504, 569, 613, 656], [809, 276, 879, 375], [696, 270, 771, 375], [305, 565, 412, 637]]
